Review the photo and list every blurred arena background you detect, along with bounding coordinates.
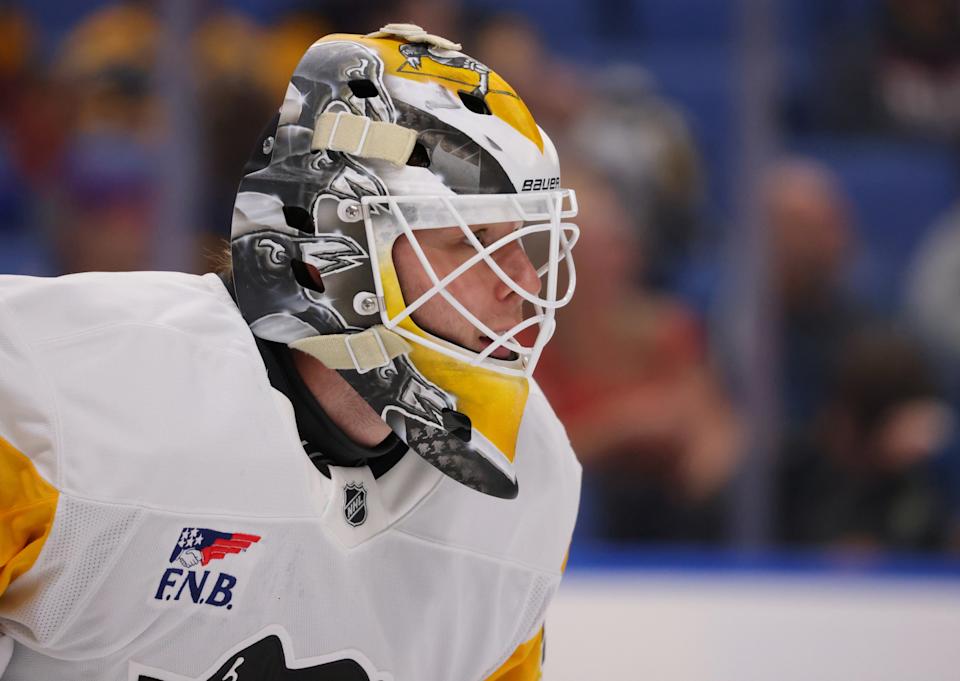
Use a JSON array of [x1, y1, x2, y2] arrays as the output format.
[[2, 0, 960, 677]]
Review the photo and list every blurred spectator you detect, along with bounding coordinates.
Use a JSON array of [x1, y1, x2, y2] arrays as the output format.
[[777, 329, 952, 551], [193, 8, 277, 236], [0, 4, 57, 274], [472, 12, 584, 134], [53, 1, 161, 140], [252, 8, 330, 102], [906, 202, 960, 548], [907, 204, 960, 368], [536, 161, 741, 543], [49, 133, 159, 273], [567, 63, 705, 291], [766, 159, 952, 551], [0, 3, 33, 225], [48, 2, 307, 243], [799, 0, 960, 141], [878, 0, 960, 140], [0, 3, 34, 114], [763, 159, 859, 425], [0, 4, 69, 191]]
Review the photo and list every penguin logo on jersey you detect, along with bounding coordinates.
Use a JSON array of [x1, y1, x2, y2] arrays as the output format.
[[132, 626, 390, 681], [344, 483, 367, 527]]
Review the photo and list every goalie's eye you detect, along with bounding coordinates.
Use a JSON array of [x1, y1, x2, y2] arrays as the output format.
[[467, 228, 489, 247]]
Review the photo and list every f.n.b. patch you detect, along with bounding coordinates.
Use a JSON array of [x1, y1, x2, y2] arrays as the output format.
[[153, 527, 261, 611]]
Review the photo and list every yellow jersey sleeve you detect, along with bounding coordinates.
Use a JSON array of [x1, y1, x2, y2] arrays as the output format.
[[0, 435, 57, 597], [485, 628, 544, 681]]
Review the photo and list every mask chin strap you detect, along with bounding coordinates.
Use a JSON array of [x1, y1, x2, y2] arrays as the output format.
[[292, 326, 520, 499], [291, 327, 475, 441], [290, 326, 412, 373]]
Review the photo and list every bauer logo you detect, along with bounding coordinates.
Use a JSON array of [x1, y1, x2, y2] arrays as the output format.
[[153, 527, 261, 611], [521, 176, 560, 192]]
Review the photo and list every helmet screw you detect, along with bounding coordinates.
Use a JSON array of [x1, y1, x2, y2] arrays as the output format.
[[353, 292, 379, 315], [262, 136, 275, 155], [340, 201, 362, 222]]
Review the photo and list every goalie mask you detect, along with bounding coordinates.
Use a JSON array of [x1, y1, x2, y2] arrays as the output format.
[[230, 24, 578, 498]]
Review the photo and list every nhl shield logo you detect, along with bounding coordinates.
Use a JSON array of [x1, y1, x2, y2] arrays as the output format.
[[343, 482, 367, 527]]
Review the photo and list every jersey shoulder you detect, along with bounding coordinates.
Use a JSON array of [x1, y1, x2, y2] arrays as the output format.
[[0, 271, 248, 348], [0, 271, 315, 512], [0, 271, 253, 485]]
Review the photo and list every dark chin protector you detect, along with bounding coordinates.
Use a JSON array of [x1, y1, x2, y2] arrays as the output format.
[[256, 337, 408, 477], [220, 273, 407, 477]]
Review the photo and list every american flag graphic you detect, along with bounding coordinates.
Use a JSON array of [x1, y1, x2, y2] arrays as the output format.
[[168, 527, 261, 566]]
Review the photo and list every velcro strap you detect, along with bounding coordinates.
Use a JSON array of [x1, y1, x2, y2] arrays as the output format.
[[311, 111, 417, 166], [289, 326, 412, 373], [365, 23, 462, 51]]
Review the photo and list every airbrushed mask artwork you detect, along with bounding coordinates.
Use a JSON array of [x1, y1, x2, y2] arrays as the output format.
[[230, 25, 579, 498]]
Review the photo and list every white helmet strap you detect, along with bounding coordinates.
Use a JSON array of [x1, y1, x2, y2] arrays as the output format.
[[290, 326, 412, 374], [312, 111, 417, 167], [365, 23, 462, 52]]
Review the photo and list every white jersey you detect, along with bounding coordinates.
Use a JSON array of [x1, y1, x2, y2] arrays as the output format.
[[0, 271, 580, 681]]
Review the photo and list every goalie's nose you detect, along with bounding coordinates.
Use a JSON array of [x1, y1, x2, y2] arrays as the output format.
[[494, 241, 541, 302]]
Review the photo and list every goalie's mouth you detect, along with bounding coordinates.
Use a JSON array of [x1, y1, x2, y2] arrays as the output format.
[[480, 335, 519, 361], [411, 318, 521, 362]]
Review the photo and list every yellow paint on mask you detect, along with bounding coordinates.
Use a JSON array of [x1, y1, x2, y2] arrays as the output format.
[[379, 256, 529, 463], [316, 33, 544, 153]]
